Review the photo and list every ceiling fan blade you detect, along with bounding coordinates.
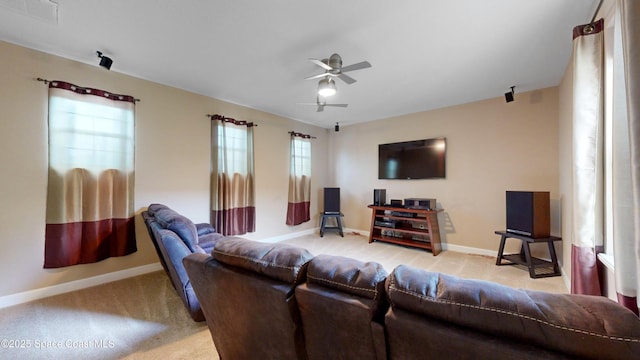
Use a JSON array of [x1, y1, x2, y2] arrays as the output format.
[[309, 58, 333, 71], [338, 73, 357, 85], [341, 61, 372, 73], [324, 104, 348, 108], [304, 72, 330, 81]]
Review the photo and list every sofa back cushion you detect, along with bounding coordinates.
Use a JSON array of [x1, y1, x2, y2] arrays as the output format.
[[296, 254, 388, 360], [386, 265, 640, 360], [153, 207, 199, 252], [185, 238, 314, 360], [213, 236, 313, 285], [306, 254, 387, 300], [147, 203, 169, 216]]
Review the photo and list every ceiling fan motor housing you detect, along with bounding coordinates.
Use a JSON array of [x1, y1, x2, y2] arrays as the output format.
[[328, 53, 342, 71]]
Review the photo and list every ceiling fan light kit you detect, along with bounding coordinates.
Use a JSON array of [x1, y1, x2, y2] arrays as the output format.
[[318, 77, 337, 97]]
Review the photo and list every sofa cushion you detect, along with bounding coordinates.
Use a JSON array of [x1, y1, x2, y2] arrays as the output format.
[[387, 265, 640, 359], [307, 254, 387, 300], [198, 232, 224, 254], [147, 203, 169, 216], [297, 254, 389, 360], [213, 237, 313, 284], [196, 222, 216, 236], [153, 208, 199, 252]]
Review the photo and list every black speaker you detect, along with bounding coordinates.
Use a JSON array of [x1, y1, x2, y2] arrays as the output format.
[[324, 188, 340, 214], [373, 189, 386, 206], [505, 91, 514, 103], [506, 191, 550, 238]]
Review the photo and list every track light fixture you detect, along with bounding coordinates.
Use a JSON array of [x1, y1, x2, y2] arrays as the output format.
[[505, 86, 515, 103], [334, 122, 340, 132], [318, 77, 337, 97], [96, 51, 113, 70]]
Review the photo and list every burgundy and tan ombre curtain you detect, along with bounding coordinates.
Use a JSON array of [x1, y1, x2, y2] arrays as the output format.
[[44, 81, 136, 268], [616, 0, 640, 315], [210, 115, 256, 235], [570, 19, 605, 295], [286, 132, 312, 225]]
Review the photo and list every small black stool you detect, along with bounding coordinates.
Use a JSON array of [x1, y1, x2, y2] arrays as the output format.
[[495, 231, 562, 278], [320, 212, 344, 237]]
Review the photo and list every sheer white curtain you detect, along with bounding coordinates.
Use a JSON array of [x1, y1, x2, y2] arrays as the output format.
[[616, 0, 640, 315], [571, 19, 605, 295], [572, 1, 640, 316]]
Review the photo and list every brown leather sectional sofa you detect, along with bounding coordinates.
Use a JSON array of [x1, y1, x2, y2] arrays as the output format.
[[183, 237, 640, 360]]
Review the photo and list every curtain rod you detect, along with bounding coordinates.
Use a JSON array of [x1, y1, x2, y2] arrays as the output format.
[[36, 77, 141, 102], [289, 131, 316, 139], [207, 114, 257, 127], [590, 0, 603, 24]]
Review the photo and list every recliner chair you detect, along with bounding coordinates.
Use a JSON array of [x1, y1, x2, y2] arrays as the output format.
[[183, 237, 314, 360], [295, 254, 388, 360]]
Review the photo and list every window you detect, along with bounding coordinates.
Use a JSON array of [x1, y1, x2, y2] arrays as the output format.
[[291, 136, 312, 178], [48, 91, 134, 173], [216, 124, 249, 176]]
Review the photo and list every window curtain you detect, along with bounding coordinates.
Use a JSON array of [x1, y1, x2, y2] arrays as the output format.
[[286, 132, 312, 225], [210, 115, 256, 235], [570, 19, 605, 295], [616, 0, 640, 315], [44, 81, 136, 268]]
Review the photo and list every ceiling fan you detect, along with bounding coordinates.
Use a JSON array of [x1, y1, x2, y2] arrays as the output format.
[[305, 53, 371, 85], [300, 96, 348, 112]]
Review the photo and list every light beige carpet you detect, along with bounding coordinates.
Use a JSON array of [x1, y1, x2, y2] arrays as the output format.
[[0, 233, 567, 359]]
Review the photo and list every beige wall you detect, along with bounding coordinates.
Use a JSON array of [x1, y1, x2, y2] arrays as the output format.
[[332, 87, 561, 255], [0, 41, 329, 298], [0, 38, 563, 300]]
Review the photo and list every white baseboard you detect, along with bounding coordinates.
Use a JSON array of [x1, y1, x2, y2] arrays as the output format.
[[0, 262, 163, 309]]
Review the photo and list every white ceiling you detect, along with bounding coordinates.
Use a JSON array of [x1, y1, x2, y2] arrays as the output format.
[[0, 0, 599, 129]]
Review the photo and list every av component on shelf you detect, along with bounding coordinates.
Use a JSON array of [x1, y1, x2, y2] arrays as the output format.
[[390, 199, 403, 207], [404, 198, 437, 210], [411, 222, 426, 230], [373, 189, 386, 206], [375, 220, 398, 228], [390, 211, 416, 218]]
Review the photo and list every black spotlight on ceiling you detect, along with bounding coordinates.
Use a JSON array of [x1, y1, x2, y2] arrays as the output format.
[[96, 51, 113, 70], [334, 122, 340, 132], [505, 86, 515, 103]]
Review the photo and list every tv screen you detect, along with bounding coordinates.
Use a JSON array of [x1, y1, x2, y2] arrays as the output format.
[[378, 138, 446, 179]]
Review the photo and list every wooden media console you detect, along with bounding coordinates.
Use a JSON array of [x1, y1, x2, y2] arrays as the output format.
[[367, 205, 442, 255]]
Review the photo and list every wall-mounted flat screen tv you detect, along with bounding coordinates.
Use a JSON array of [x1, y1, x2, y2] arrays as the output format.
[[378, 137, 446, 180]]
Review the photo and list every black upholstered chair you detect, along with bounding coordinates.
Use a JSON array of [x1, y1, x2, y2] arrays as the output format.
[[184, 237, 313, 360], [295, 254, 388, 360]]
